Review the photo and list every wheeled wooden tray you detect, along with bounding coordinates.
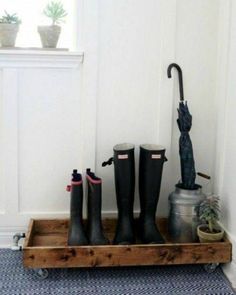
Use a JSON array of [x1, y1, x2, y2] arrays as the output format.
[[23, 218, 232, 270]]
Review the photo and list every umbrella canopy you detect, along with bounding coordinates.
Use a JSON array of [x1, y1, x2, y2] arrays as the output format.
[[177, 101, 196, 189], [167, 63, 197, 189]]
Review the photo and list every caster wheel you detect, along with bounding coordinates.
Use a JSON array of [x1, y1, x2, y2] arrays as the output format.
[[204, 263, 219, 273], [34, 268, 49, 280]]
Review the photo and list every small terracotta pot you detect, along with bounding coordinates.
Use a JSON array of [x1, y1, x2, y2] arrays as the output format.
[[197, 224, 224, 243]]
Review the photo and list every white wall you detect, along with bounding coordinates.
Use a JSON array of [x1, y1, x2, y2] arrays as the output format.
[[95, 0, 219, 216], [168, 0, 219, 204], [95, 0, 176, 214], [0, 0, 222, 257], [214, 0, 236, 287]]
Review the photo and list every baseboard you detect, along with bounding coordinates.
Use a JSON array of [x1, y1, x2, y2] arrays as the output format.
[[222, 260, 236, 289], [222, 233, 236, 288], [0, 227, 26, 248], [102, 210, 140, 218], [220, 224, 236, 288]]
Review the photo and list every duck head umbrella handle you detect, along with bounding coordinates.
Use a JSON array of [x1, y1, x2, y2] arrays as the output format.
[[167, 63, 184, 101]]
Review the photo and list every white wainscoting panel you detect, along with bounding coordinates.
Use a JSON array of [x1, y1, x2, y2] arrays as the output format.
[[18, 69, 82, 214], [0, 70, 4, 214], [1, 69, 19, 219], [0, 55, 84, 241]]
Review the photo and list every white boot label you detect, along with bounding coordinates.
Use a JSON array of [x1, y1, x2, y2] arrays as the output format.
[[152, 154, 161, 159], [118, 154, 128, 159]]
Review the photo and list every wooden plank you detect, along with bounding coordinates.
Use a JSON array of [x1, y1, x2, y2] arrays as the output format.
[[23, 219, 34, 247], [33, 218, 117, 235], [30, 218, 165, 234], [23, 242, 231, 268], [23, 218, 232, 269], [32, 233, 68, 247], [33, 219, 69, 234], [28, 218, 166, 247], [31, 232, 115, 247]]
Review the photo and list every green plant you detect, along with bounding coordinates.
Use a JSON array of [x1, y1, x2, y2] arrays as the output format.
[[43, 1, 67, 25], [0, 11, 21, 24], [199, 195, 220, 233]]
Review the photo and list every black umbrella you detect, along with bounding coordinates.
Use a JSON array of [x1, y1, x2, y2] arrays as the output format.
[[167, 63, 196, 189]]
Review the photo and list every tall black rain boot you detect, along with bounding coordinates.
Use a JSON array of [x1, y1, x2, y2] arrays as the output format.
[[67, 169, 88, 246], [113, 143, 135, 245], [86, 168, 109, 245], [139, 144, 167, 244]]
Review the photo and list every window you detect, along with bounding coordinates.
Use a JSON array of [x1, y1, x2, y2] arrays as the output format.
[[0, 0, 78, 50]]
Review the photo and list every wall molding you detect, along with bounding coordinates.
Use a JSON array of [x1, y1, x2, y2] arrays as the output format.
[[213, 0, 232, 193], [0, 50, 84, 69]]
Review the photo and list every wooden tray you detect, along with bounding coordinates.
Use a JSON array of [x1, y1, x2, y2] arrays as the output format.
[[23, 218, 232, 269]]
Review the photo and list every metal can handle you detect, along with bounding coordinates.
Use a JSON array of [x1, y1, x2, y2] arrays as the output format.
[[197, 172, 211, 180]]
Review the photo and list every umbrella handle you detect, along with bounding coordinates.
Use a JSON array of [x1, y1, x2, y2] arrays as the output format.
[[167, 63, 184, 101]]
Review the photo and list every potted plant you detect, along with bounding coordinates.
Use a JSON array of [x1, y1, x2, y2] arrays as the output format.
[[197, 195, 224, 243], [38, 1, 67, 48], [0, 11, 21, 47]]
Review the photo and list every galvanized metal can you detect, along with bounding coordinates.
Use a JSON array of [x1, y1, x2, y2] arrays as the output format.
[[168, 185, 206, 243]]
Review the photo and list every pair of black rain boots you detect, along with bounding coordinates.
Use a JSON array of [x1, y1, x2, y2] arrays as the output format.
[[67, 169, 109, 246], [103, 143, 167, 245]]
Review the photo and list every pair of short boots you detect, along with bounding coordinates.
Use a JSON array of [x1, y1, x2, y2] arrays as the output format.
[[67, 169, 109, 246], [103, 143, 167, 245]]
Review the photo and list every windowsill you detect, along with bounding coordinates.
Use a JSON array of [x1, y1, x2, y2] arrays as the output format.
[[0, 48, 84, 69]]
